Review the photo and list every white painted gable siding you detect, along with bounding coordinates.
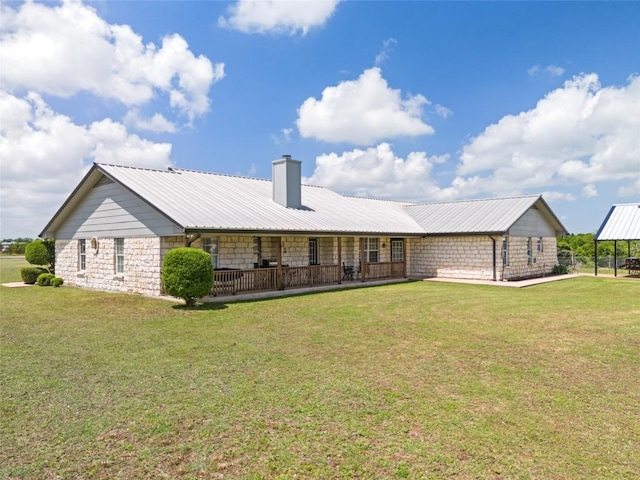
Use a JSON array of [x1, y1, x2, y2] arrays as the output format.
[[55, 179, 182, 239], [508, 208, 556, 237]]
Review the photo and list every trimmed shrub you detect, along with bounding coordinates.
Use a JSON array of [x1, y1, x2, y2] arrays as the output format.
[[552, 264, 570, 275], [36, 272, 56, 286], [25, 239, 54, 272], [51, 277, 64, 288], [21, 267, 41, 284], [162, 247, 213, 306]]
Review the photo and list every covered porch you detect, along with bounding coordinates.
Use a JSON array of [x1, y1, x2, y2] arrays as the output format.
[[193, 234, 408, 297]]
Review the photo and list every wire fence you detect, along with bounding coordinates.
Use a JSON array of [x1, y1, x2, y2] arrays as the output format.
[[558, 253, 639, 273]]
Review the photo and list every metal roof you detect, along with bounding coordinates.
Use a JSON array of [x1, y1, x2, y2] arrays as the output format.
[[41, 163, 568, 237], [96, 164, 425, 235], [595, 203, 640, 241], [406, 195, 566, 235]]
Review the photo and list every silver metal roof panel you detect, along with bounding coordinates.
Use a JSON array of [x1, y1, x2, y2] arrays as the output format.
[[97, 164, 425, 235], [406, 196, 545, 234], [595, 203, 640, 241]]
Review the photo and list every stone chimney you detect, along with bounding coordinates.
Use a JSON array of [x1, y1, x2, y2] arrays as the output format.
[[272, 155, 302, 209]]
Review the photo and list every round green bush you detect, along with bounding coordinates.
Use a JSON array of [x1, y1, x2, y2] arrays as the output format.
[[25, 239, 51, 268], [36, 272, 56, 286], [162, 247, 213, 306], [20, 267, 42, 284], [51, 277, 64, 288]]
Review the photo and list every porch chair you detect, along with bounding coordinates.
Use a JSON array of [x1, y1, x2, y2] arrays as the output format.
[[342, 262, 354, 280]]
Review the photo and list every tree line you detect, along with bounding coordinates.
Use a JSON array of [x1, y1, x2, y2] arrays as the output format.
[[557, 233, 639, 258]]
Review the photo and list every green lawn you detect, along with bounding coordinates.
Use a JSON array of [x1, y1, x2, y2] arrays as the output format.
[[1, 257, 639, 479]]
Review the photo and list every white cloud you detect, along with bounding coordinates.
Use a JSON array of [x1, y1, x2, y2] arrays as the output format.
[[540, 191, 576, 202], [304, 143, 449, 200], [435, 104, 453, 119], [528, 64, 565, 77], [0, 91, 172, 238], [618, 177, 640, 197], [374, 38, 397, 67], [582, 184, 598, 198], [454, 73, 640, 198], [0, 0, 224, 122], [124, 110, 176, 133], [218, 0, 341, 36], [297, 67, 435, 145], [271, 127, 293, 144]]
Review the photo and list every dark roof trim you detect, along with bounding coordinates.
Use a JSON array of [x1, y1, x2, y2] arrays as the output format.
[[594, 205, 616, 241], [184, 228, 509, 238]]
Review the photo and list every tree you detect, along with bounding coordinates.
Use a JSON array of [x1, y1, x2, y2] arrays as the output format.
[[162, 248, 213, 306], [24, 239, 54, 273]]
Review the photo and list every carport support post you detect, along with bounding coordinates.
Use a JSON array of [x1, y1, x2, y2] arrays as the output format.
[[594, 239, 598, 276], [614, 240, 618, 277]]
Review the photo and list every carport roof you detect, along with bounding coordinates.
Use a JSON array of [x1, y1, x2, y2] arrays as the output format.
[[595, 203, 640, 241]]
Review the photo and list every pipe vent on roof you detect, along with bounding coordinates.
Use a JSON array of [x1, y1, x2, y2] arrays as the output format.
[[272, 155, 302, 209]]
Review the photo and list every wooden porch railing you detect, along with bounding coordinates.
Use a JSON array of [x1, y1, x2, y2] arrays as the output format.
[[363, 261, 406, 280], [212, 264, 341, 296], [212, 262, 404, 296]]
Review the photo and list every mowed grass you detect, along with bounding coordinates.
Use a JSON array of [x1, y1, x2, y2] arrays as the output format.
[[1, 258, 639, 479]]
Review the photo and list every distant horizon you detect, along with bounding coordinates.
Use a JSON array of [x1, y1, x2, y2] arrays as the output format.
[[1, 1, 639, 238]]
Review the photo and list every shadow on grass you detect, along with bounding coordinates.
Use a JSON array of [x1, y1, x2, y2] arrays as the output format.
[[198, 280, 418, 306], [171, 302, 228, 311]]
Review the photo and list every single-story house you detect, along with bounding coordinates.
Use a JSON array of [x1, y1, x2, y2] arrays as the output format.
[[40, 156, 568, 297], [594, 203, 640, 276]]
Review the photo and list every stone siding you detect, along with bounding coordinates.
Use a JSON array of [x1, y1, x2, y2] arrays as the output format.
[[408, 235, 559, 281], [56, 236, 163, 296], [501, 236, 558, 280]]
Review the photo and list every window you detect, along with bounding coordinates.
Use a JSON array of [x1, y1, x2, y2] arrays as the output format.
[[115, 238, 125, 274], [202, 237, 219, 268], [527, 237, 534, 264], [501, 236, 509, 267], [391, 238, 404, 262], [78, 239, 86, 271], [308, 238, 318, 265], [537, 237, 544, 253], [363, 238, 379, 263]]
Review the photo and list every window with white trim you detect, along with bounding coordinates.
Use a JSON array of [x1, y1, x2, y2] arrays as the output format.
[[202, 237, 219, 268], [501, 236, 509, 267], [391, 238, 404, 262], [308, 238, 318, 265], [115, 238, 125, 274], [527, 237, 534, 264], [78, 239, 86, 271], [537, 237, 543, 253], [364, 238, 379, 263]]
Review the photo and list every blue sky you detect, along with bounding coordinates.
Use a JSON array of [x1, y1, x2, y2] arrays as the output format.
[[1, 0, 639, 239]]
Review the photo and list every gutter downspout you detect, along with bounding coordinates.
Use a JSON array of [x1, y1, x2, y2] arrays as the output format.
[[489, 236, 497, 281], [185, 232, 201, 247]]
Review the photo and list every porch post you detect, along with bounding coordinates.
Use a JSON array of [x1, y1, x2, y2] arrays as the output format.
[[359, 238, 366, 282], [337, 237, 342, 284], [276, 236, 283, 289], [403, 238, 407, 278]]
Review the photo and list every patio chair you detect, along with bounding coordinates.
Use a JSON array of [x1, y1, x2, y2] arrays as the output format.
[[342, 263, 354, 280]]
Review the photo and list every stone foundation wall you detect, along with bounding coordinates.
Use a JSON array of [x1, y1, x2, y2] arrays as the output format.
[[56, 236, 163, 296]]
